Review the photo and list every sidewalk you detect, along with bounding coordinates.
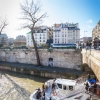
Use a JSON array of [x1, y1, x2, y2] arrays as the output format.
[[0, 61, 83, 75]]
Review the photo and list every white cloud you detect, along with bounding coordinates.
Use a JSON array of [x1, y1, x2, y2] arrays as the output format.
[[87, 20, 92, 23]]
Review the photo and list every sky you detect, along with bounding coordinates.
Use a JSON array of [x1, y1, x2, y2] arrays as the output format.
[[0, 0, 100, 39]]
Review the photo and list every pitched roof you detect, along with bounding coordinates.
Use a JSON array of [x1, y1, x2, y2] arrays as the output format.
[[55, 24, 60, 27]]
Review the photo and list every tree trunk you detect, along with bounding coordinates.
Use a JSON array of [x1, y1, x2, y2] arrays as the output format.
[[31, 31, 41, 66]]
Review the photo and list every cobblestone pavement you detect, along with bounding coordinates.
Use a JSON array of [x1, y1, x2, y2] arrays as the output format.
[[0, 71, 48, 100], [0, 73, 30, 100]]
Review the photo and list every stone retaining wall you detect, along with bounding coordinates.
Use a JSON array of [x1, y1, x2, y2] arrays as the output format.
[[0, 65, 77, 79], [82, 49, 100, 81], [0, 49, 82, 69]]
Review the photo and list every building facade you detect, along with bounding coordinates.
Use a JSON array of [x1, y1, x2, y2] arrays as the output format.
[[14, 35, 26, 47], [7, 38, 15, 46], [53, 23, 80, 45], [92, 21, 100, 46], [26, 26, 49, 47], [0, 34, 8, 46]]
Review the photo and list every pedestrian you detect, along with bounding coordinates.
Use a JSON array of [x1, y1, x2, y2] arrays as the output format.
[[42, 92, 45, 100], [42, 84, 46, 92], [84, 82, 89, 93], [51, 79, 56, 92], [93, 82, 97, 93], [36, 88, 42, 99], [87, 74, 91, 80], [49, 97, 52, 100], [52, 83, 55, 90]]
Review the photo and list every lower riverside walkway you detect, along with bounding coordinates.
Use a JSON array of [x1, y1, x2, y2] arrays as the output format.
[[0, 61, 84, 79]]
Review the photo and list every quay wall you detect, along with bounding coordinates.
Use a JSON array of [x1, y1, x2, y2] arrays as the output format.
[[0, 49, 82, 69], [82, 49, 100, 82], [0, 65, 77, 79]]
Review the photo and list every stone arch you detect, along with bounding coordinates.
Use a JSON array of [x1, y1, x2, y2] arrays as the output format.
[[48, 58, 53, 67]]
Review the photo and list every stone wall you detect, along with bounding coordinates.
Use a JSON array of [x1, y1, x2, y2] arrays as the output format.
[[82, 49, 100, 81], [0, 49, 82, 69], [0, 65, 78, 79]]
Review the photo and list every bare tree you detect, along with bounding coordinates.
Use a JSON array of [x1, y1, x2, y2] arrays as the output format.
[[20, 0, 47, 65], [0, 17, 8, 34]]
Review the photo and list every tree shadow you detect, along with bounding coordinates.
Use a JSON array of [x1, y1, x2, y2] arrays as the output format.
[[1, 70, 49, 83]]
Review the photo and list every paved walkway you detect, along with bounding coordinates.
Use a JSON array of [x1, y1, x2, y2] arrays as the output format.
[[0, 61, 83, 75]]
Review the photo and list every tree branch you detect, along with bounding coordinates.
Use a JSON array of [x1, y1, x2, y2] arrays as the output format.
[[0, 17, 8, 34]]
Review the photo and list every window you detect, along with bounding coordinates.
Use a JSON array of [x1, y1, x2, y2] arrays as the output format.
[[40, 37, 41, 39], [58, 39, 59, 43], [63, 85, 67, 90], [55, 38, 57, 43], [69, 86, 73, 91], [35, 34, 37, 36], [62, 33, 64, 37], [62, 38, 64, 43], [43, 37, 45, 39], [57, 84, 62, 89], [73, 33, 75, 36], [43, 34, 45, 36], [58, 33, 59, 37], [40, 40, 41, 42], [43, 40, 45, 42], [55, 33, 57, 37]]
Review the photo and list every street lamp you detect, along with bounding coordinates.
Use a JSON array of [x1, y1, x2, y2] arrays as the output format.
[[84, 31, 88, 47], [84, 31, 88, 37]]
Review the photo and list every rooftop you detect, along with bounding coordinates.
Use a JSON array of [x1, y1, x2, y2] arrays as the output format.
[[55, 78, 76, 86]]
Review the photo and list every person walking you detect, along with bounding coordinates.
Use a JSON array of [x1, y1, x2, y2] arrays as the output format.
[[36, 88, 42, 99], [85, 82, 89, 93], [93, 82, 97, 93]]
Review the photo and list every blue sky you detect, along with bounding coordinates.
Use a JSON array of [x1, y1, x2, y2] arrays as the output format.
[[41, 0, 100, 37], [0, 0, 100, 38]]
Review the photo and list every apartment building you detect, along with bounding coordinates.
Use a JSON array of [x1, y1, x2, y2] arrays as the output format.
[[92, 21, 100, 42], [14, 35, 26, 47], [0, 33, 8, 46], [53, 22, 80, 45], [26, 26, 49, 47], [7, 38, 15, 46]]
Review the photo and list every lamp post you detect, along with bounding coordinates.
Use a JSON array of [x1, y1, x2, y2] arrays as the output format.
[[84, 31, 88, 48]]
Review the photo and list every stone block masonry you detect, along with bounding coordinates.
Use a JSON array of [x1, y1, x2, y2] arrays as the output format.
[[82, 49, 100, 82], [0, 49, 82, 69]]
